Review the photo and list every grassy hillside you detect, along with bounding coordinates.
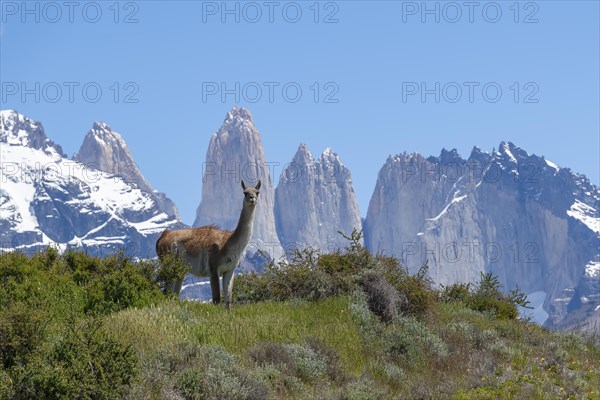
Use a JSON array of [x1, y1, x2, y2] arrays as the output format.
[[1, 234, 599, 399]]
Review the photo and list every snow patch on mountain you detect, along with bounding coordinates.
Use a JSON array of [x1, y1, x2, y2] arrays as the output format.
[[585, 261, 600, 278], [427, 194, 468, 222], [501, 142, 518, 164], [567, 200, 600, 234], [545, 159, 560, 171], [129, 212, 176, 234]]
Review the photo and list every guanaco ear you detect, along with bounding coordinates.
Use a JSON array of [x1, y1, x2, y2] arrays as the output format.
[[255, 180, 261, 190], [241, 180, 247, 190]]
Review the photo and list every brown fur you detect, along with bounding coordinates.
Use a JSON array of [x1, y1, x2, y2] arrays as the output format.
[[156, 225, 233, 258]]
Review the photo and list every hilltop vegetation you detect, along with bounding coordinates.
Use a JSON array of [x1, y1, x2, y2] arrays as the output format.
[[1, 232, 599, 399]]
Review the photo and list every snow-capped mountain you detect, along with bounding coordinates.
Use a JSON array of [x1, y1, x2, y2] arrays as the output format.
[[0, 110, 182, 257], [274, 143, 362, 252], [364, 141, 600, 332], [73, 121, 180, 219]]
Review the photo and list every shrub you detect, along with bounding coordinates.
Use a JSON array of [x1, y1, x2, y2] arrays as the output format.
[[468, 272, 529, 320], [306, 336, 346, 383], [348, 289, 382, 339], [359, 272, 402, 323], [82, 252, 165, 315], [252, 364, 302, 398], [393, 265, 435, 318], [247, 341, 327, 383], [0, 369, 13, 399], [381, 362, 406, 384], [232, 271, 271, 303], [235, 248, 336, 303], [248, 342, 294, 374], [342, 378, 387, 400], [235, 229, 432, 316], [31, 246, 60, 271], [440, 282, 471, 304], [63, 249, 102, 285], [177, 367, 251, 400], [440, 272, 530, 320], [0, 252, 39, 306], [123, 341, 205, 399], [385, 316, 448, 369], [177, 367, 229, 400], [0, 303, 47, 369], [155, 250, 189, 294], [0, 249, 173, 399], [284, 344, 327, 382], [175, 345, 269, 400], [12, 318, 137, 400]]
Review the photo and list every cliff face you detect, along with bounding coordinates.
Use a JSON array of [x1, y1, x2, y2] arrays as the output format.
[[275, 144, 362, 252], [364, 142, 600, 330], [193, 107, 283, 268]]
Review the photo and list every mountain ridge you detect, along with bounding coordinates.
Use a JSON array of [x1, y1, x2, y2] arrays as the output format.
[[1, 107, 598, 332], [364, 139, 599, 331], [0, 110, 182, 257]]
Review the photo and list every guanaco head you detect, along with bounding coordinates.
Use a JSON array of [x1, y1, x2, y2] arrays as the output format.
[[241, 180, 261, 207]]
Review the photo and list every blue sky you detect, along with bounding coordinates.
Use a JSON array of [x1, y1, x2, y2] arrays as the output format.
[[1, 1, 598, 224]]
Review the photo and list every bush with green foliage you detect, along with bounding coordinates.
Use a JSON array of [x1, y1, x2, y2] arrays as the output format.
[[235, 229, 434, 319], [441, 272, 531, 320], [11, 318, 137, 400], [154, 250, 190, 293], [0, 303, 47, 370], [0, 247, 174, 398]]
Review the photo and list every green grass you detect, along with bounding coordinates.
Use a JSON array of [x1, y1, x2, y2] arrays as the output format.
[[2, 243, 599, 399], [109, 297, 364, 374], [104, 295, 600, 399]]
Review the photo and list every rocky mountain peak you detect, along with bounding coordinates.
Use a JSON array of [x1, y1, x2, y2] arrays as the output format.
[[439, 148, 463, 165], [73, 122, 180, 219], [293, 143, 314, 162], [468, 146, 491, 163], [294, 143, 313, 159], [210, 107, 261, 152], [497, 141, 529, 165], [275, 143, 362, 251], [320, 147, 343, 166], [74, 122, 131, 167], [0, 110, 64, 157], [90, 121, 127, 145], [225, 106, 253, 123]]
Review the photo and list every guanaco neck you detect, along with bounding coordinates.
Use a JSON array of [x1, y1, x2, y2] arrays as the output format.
[[222, 203, 256, 256]]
